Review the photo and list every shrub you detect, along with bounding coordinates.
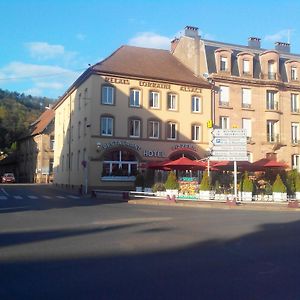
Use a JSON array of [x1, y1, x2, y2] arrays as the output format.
[[199, 171, 211, 191], [134, 173, 145, 188], [295, 175, 300, 192], [164, 171, 179, 190], [272, 174, 287, 193], [152, 182, 166, 192], [240, 172, 253, 193]]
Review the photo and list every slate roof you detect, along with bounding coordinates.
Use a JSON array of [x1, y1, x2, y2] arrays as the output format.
[[91, 45, 210, 87]]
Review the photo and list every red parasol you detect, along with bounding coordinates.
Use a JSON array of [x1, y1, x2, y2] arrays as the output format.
[[251, 158, 288, 171], [213, 160, 253, 172], [164, 157, 206, 170], [146, 160, 171, 170]]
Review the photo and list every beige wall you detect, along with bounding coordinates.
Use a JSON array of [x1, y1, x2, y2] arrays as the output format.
[[54, 73, 211, 188]]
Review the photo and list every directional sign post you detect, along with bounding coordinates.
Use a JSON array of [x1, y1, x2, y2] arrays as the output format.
[[210, 128, 248, 201]]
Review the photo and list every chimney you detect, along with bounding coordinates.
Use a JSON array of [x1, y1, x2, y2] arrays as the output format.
[[171, 38, 179, 53], [275, 41, 290, 53], [248, 37, 261, 49], [184, 26, 199, 38]]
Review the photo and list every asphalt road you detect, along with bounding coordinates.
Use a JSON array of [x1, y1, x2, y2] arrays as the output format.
[[1, 184, 300, 299]]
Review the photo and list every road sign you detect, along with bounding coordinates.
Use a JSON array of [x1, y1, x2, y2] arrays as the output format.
[[212, 128, 247, 137], [212, 137, 247, 145], [210, 156, 249, 161], [212, 145, 247, 151], [211, 151, 248, 157]]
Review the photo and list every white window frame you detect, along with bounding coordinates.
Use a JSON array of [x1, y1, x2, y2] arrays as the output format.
[[242, 88, 251, 108], [130, 89, 141, 107], [129, 119, 141, 138], [267, 120, 278, 142], [149, 120, 160, 139], [291, 122, 300, 144], [220, 116, 230, 129], [101, 86, 115, 105], [266, 91, 278, 110], [167, 122, 177, 140], [291, 94, 299, 113], [243, 59, 250, 74], [149, 91, 160, 109], [220, 56, 227, 71], [219, 86, 229, 106], [101, 116, 113, 136], [167, 93, 177, 111], [291, 67, 297, 80], [292, 154, 300, 172], [242, 118, 252, 139], [192, 96, 201, 113], [192, 125, 202, 141]]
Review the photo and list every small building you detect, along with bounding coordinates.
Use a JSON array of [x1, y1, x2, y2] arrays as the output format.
[[53, 45, 211, 190], [17, 108, 55, 183]]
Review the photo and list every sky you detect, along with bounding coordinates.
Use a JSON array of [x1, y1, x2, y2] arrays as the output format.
[[1, 0, 300, 99]]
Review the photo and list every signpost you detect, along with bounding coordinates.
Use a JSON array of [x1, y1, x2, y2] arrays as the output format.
[[210, 128, 248, 201]]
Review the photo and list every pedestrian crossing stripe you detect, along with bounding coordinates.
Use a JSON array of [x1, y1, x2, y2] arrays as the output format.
[[14, 196, 22, 199], [28, 195, 38, 199], [56, 196, 66, 199], [0, 196, 7, 200], [42, 195, 51, 199], [68, 195, 80, 199]]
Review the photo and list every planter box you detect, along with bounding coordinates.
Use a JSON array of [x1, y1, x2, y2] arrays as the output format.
[[296, 192, 300, 201], [166, 189, 178, 197], [199, 190, 215, 200], [239, 191, 253, 202], [156, 191, 167, 197], [273, 192, 287, 202]]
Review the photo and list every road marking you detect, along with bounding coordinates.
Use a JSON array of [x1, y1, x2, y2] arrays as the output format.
[[0, 196, 8, 200], [1, 188, 9, 196], [56, 196, 66, 199], [42, 195, 51, 199], [68, 195, 80, 199], [14, 196, 22, 200], [28, 195, 38, 199]]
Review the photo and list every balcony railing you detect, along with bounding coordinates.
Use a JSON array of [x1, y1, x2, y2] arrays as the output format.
[[268, 72, 277, 80], [267, 134, 280, 143], [219, 101, 230, 107], [266, 102, 279, 111], [242, 103, 251, 109], [291, 108, 300, 113]]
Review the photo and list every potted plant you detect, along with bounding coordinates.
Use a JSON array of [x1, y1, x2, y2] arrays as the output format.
[[272, 174, 287, 202], [134, 172, 144, 192], [199, 171, 214, 200], [295, 175, 300, 201], [164, 171, 179, 197], [239, 172, 253, 201], [152, 182, 166, 197]]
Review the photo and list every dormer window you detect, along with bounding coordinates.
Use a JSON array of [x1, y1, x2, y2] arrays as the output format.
[[291, 67, 297, 80], [220, 57, 227, 71], [243, 59, 250, 74], [268, 60, 276, 80]]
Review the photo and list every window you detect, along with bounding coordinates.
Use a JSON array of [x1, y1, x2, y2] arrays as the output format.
[[243, 59, 250, 74], [77, 150, 81, 171], [268, 61, 276, 80], [220, 116, 229, 129], [192, 124, 202, 141], [78, 93, 81, 110], [219, 86, 229, 106], [242, 88, 251, 108], [167, 93, 177, 110], [49, 158, 54, 174], [247, 152, 253, 163], [167, 122, 177, 140], [242, 118, 252, 140], [267, 120, 279, 142], [149, 91, 160, 108], [291, 67, 297, 80], [148, 120, 160, 139], [291, 122, 300, 144], [129, 119, 141, 138], [101, 85, 115, 105], [83, 117, 87, 136], [291, 94, 299, 113], [102, 150, 138, 177], [84, 88, 88, 106], [266, 91, 278, 110], [220, 56, 227, 71], [292, 154, 300, 171], [130, 89, 141, 107], [78, 121, 81, 139], [101, 116, 113, 136], [192, 96, 201, 112], [50, 135, 55, 150]]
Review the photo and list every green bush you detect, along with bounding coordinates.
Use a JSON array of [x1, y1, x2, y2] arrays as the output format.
[[164, 171, 179, 190], [199, 171, 211, 191], [134, 173, 145, 187], [152, 182, 166, 192], [295, 175, 300, 192], [240, 172, 253, 193], [272, 174, 287, 193]]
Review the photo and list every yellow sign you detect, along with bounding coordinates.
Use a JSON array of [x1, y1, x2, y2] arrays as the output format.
[[207, 120, 213, 128]]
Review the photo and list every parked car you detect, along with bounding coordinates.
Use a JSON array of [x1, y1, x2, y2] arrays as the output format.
[[2, 173, 15, 183]]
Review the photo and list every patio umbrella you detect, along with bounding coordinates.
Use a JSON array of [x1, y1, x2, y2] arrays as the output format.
[[164, 157, 206, 170], [251, 158, 288, 171], [146, 160, 171, 171], [213, 160, 253, 172]]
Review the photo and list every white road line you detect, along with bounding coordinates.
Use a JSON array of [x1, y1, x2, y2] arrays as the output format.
[[42, 195, 51, 199], [28, 195, 38, 199], [14, 196, 23, 200], [68, 195, 80, 199], [56, 196, 66, 199], [0, 196, 8, 200], [1, 188, 9, 196]]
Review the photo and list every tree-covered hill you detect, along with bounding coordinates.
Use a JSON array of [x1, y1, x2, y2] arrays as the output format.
[[0, 89, 55, 153]]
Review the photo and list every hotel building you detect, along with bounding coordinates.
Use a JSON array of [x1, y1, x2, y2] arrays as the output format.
[[53, 45, 211, 189]]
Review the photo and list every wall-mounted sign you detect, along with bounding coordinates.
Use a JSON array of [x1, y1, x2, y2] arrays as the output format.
[[180, 86, 202, 93], [104, 77, 130, 85], [97, 141, 141, 151], [143, 150, 166, 158], [139, 80, 171, 90]]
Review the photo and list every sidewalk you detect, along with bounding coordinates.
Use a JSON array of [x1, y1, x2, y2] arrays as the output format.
[[128, 197, 300, 212]]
